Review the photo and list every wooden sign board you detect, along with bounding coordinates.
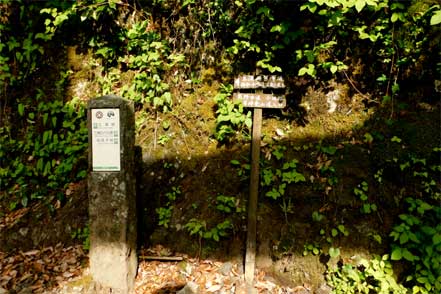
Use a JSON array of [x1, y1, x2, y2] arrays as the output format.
[[233, 93, 286, 108], [234, 75, 285, 89], [233, 75, 286, 109]]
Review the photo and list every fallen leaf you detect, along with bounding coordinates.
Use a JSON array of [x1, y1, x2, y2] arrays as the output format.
[[23, 250, 40, 256], [206, 284, 222, 292], [62, 272, 74, 278], [276, 128, 285, 137]]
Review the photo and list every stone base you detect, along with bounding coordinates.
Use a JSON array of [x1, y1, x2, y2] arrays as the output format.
[[88, 172, 137, 294]]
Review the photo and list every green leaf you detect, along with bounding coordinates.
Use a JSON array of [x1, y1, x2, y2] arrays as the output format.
[[329, 247, 340, 258], [256, 6, 273, 20], [364, 132, 374, 144], [321, 145, 337, 155], [337, 225, 345, 233], [37, 158, 44, 171], [391, 136, 402, 143], [430, 10, 441, 26], [300, 3, 317, 13], [266, 188, 281, 200], [278, 183, 286, 196], [392, 83, 400, 94], [43, 131, 51, 145], [433, 233, 441, 245], [43, 161, 51, 176], [203, 231, 212, 239], [421, 226, 436, 235], [391, 248, 402, 260], [355, 0, 366, 12], [270, 25, 282, 33], [21, 196, 28, 207], [402, 248, 415, 261], [399, 233, 409, 244], [245, 115, 252, 128], [298, 64, 316, 77], [77, 170, 87, 179], [43, 113, 49, 126], [382, 95, 391, 104], [418, 202, 432, 212], [18, 104, 25, 116]]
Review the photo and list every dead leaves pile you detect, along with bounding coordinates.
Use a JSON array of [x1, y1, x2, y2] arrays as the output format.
[[136, 259, 299, 294], [135, 246, 310, 294], [0, 244, 310, 293], [0, 244, 86, 294], [0, 207, 30, 230]]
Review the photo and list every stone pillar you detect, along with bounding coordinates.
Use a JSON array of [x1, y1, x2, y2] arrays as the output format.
[[87, 95, 137, 294]]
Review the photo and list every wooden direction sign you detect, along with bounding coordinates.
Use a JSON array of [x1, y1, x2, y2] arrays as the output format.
[[233, 93, 286, 109], [233, 75, 286, 109], [234, 75, 286, 290], [234, 74, 285, 89]]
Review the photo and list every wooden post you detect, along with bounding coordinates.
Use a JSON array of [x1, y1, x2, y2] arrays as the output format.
[[245, 107, 262, 290], [233, 75, 286, 293]]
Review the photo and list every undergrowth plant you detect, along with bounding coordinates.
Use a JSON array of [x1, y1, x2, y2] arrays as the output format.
[[227, 0, 293, 73], [0, 93, 87, 210], [298, 0, 439, 108], [71, 224, 90, 251], [232, 144, 306, 224], [327, 255, 407, 294], [390, 197, 441, 293], [354, 181, 378, 214], [156, 186, 181, 228], [40, 1, 186, 120], [117, 20, 185, 113], [184, 218, 233, 243], [183, 194, 244, 243], [213, 83, 251, 143]]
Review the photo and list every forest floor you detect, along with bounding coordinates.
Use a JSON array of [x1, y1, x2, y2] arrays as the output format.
[[0, 183, 310, 294], [0, 243, 313, 294]]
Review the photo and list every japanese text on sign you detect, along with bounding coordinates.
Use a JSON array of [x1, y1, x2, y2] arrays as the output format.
[[91, 108, 120, 171], [234, 75, 285, 89], [233, 93, 286, 108], [233, 75, 286, 109]]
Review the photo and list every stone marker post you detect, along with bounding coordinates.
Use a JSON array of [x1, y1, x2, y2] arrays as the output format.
[[87, 95, 137, 294]]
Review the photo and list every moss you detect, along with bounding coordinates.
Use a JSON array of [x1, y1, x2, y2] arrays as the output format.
[[66, 274, 93, 289]]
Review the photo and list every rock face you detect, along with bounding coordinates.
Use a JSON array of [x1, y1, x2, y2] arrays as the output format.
[[87, 96, 137, 294]]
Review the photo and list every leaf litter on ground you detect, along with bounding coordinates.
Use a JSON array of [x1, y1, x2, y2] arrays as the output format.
[[0, 244, 309, 293]]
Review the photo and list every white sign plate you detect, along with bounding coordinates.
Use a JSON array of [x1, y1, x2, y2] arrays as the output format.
[[91, 108, 120, 171]]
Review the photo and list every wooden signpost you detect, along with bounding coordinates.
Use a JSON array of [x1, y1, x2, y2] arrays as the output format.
[[234, 75, 286, 291]]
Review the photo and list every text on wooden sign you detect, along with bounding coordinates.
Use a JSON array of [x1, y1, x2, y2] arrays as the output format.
[[233, 75, 286, 109]]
